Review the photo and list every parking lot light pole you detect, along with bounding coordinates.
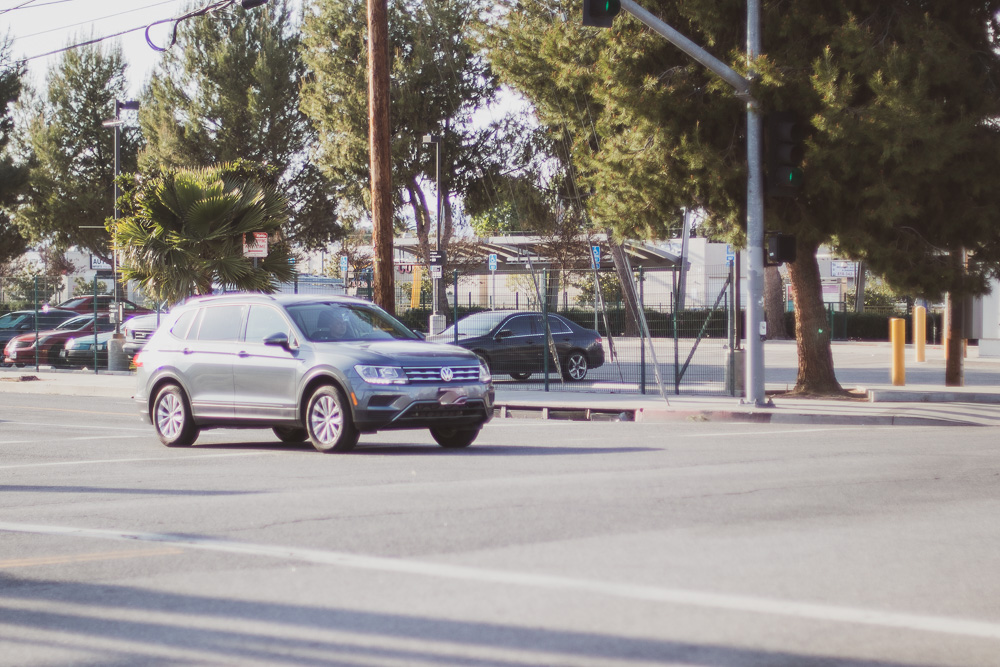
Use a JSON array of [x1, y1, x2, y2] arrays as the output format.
[[422, 134, 445, 334], [102, 99, 139, 336]]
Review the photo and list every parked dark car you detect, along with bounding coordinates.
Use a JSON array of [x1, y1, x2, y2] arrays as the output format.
[[55, 295, 151, 317], [429, 311, 604, 381], [61, 330, 115, 368], [0, 309, 79, 361], [134, 294, 494, 452], [4, 313, 115, 367]]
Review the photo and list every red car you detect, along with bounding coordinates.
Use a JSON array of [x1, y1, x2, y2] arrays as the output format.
[[55, 295, 151, 317], [4, 313, 115, 367]]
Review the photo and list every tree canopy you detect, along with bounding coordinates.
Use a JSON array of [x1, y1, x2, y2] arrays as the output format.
[[484, 0, 1000, 392], [0, 35, 28, 268], [141, 0, 339, 250]]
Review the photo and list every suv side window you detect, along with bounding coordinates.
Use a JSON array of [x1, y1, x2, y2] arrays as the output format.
[[244, 305, 292, 343], [196, 305, 245, 341], [170, 311, 197, 339]]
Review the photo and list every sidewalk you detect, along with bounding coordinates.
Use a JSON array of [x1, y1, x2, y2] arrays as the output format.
[[3, 340, 1000, 427]]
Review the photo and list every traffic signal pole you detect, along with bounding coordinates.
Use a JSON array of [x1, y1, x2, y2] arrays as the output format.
[[615, 0, 768, 405]]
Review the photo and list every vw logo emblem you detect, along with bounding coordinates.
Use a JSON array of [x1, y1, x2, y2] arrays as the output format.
[[440, 367, 454, 382]]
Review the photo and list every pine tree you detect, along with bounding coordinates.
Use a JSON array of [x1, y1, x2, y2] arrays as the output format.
[[0, 36, 28, 268], [141, 0, 337, 250], [485, 0, 1000, 394]]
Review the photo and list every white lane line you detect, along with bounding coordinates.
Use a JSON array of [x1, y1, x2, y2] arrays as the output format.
[[1, 421, 149, 433], [1, 521, 998, 641], [0, 435, 141, 445], [0, 452, 273, 470]]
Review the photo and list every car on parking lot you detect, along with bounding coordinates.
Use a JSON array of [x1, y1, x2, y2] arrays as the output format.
[[55, 294, 151, 317], [61, 330, 115, 368], [134, 293, 494, 452], [428, 311, 604, 381], [4, 313, 115, 367], [0, 309, 79, 356], [122, 313, 162, 358]]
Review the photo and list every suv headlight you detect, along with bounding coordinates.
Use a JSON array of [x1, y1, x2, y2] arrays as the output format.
[[64, 337, 78, 350], [479, 359, 492, 383], [354, 365, 408, 385]]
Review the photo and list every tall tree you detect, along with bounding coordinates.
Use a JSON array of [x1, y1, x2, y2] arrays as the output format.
[[113, 161, 295, 305], [301, 0, 504, 310], [16, 42, 137, 262], [0, 35, 28, 268], [485, 0, 1000, 394], [141, 0, 338, 250]]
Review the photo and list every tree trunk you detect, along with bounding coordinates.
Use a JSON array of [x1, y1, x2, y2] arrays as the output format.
[[945, 292, 964, 386], [786, 236, 843, 395], [764, 265, 789, 340]]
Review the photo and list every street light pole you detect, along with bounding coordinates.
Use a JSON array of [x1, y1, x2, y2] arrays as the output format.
[[102, 99, 139, 336], [422, 134, 444, 333]]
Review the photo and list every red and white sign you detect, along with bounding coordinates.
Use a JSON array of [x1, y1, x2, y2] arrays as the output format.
[[243, 232, 268, 258]]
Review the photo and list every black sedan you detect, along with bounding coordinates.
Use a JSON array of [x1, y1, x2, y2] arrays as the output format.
[[429, 311, 604, 381]]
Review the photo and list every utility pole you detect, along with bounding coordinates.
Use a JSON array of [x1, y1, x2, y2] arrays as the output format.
[[367, 0, 394, 314]]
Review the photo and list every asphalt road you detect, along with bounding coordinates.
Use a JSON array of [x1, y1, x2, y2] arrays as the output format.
[[2, 394, 1000, 666]]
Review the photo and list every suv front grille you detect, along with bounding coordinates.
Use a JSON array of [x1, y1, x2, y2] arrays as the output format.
[[404, 365, 480, 383]]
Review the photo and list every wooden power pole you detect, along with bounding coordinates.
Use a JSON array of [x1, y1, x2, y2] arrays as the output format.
[[367, 0, 395, 314]]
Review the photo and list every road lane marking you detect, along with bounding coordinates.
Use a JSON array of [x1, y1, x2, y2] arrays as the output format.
[[2, 421, 149, 432], [0, 452, 275, 470], [0, 547, 182, 569], [3, 405, 132, 417], [1, 520, 998, 642]]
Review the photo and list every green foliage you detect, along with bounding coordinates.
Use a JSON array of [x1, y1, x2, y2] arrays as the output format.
[[0, 265, 61, 310], [73, 277, 109, 295], [0, 36, 28, 267], [112, 162, 295, 305], [863, 276, 905, 309], [141, 0, 338, 249], [16, 42, 135, 260], [573, 272, 624, 307]]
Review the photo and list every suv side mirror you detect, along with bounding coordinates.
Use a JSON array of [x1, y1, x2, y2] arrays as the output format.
[[263, 332, 292, 351]]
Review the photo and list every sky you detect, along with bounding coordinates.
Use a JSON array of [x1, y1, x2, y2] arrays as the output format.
[[0, 0, 257, 96]]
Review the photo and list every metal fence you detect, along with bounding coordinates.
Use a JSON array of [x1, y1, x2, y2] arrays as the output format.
[[3, 267, 741, 396], [282, 264, 740, 397]]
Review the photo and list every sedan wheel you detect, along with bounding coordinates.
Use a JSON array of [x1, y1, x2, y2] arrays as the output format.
[[153, 384, 199, 447], [306, 386, 359, 453], [430, 427, 480, 449], [562, 351, 588, 381]]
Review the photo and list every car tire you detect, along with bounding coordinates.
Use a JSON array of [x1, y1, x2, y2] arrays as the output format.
[[562, 350, 588, 381], [273, 426, 309, 443], [48, 346, 64, 368], [509, 372, 531, 380], [305, 385, 359, 453], [153, 384, 199, 447], [430, 426, 480, 449]]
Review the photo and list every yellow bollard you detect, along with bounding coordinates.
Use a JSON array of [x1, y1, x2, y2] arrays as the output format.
[[913, 306, 926, 363], [890, 317, 905, 386]]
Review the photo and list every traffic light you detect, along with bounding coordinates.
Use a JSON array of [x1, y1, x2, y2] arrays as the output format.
[[583, 0, 621, 28], [766, 112, 805, 198], [766, 234, 797, 265]]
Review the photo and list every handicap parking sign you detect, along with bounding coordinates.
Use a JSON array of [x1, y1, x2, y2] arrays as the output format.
[[488, 254, 497, 271]]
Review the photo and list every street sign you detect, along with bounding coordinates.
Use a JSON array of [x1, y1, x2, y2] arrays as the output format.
[[430, 265, 443, 279], [429, 250, 445, 265], [340, 255, 349, 275], [591, 245, 601, 268], [243, 232, 268, 258], [831, 261, 857, 278], [726, 244, 736, 262], [488, 254, 497, 272]]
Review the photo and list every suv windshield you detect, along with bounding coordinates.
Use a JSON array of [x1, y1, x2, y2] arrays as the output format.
[[286, 303, 418, 343]]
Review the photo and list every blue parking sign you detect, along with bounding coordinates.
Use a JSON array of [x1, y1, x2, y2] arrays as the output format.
[[340, 256, 349, 274], [488, 254, 497, 271], [591, 245, 601, 267]]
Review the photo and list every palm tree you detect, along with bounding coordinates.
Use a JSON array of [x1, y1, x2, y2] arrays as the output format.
[[114, 163, 295, 305]]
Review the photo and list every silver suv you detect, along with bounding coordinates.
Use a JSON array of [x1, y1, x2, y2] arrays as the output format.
[[134, 294, 494, 452]]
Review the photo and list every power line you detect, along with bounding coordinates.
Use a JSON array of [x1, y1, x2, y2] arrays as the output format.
[[0, 0, 41, 16], [0, 0, 82, 12], [14, 0, 180, 42]]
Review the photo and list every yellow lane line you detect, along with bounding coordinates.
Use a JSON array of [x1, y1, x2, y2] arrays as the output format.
[[0, 546, 183, 569]]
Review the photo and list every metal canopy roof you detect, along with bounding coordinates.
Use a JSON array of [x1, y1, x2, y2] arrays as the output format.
[[394, 234, 680, 270]]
